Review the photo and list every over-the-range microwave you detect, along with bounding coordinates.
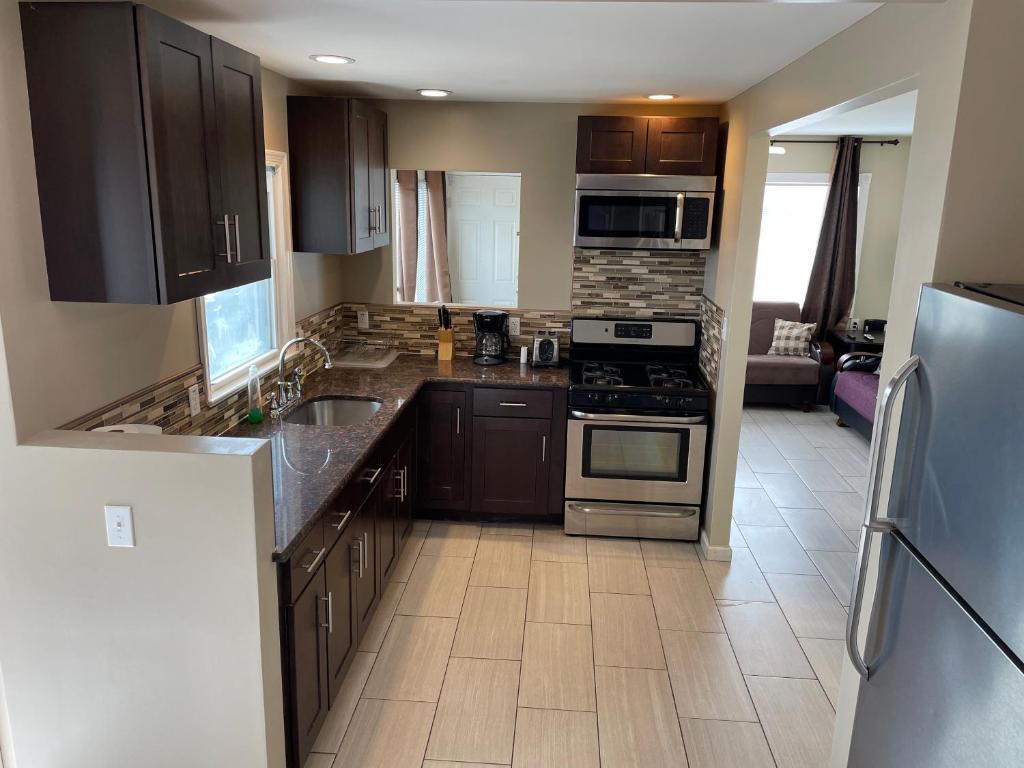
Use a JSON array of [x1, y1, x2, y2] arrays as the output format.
[[573, 174, 716, 251]]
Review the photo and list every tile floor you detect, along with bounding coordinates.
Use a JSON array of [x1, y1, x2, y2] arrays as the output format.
[[306, 404, 869, 768]]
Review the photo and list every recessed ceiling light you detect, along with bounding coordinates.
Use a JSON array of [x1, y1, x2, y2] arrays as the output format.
[[310, 55, 355, 65], [417, 89, 452, 98], [647, 94, 677, 101]]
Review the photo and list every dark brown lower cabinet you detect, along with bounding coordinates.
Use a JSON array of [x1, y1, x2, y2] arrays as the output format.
[[397, 429, 416, 541], [352, 487, 379, 640], [324, 531, 356, 701], [377, 456, 399, 585], [286, 568, 328, 764], [418, 388, 469, 510], [471, 416, 552, 516]]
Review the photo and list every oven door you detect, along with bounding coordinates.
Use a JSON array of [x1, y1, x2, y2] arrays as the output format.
[[573, 190, 713, 250], [565, 410, 707, 505]]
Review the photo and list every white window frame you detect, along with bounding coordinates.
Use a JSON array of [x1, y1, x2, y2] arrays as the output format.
[[197, 149, 297, 404]]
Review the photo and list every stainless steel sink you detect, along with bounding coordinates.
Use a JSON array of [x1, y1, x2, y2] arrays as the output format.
[[285, 397, 382, 427]]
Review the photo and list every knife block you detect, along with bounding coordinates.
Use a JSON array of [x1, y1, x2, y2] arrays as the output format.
[[436, 329, 454, 361]]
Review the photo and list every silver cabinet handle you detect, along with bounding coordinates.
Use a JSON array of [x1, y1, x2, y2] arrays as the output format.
[[330, 509, 352, 531], [233, 214, 242, 262], [398, 467, 407, 501], [319, 593, 332, 632], [351, 541, 361, 575], [300, 546, 327, 573], [570, 410, 705, 425], [847, 355, 920, 680], [499, 401, 528, 407], [363, 532, 369, 575], [456, 407, 461, 435], [362, 467, 382, 485], [541, 434, 547, 462], [673, 193, 684, 241], [369, 206, 378, 233], [220, 214, 233, 263], [357, 538, 365, 578]]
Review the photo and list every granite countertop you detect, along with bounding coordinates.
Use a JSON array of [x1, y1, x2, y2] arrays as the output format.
[[228, 354, 569, 562]]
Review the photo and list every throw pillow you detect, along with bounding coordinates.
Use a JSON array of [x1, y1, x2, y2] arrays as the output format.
[[767, 319, 817, 356]]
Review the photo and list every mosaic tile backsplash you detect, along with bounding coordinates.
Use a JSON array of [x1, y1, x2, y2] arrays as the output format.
[[700, 295, 725, 392]]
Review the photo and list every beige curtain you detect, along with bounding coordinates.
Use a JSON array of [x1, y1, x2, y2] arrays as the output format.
[[423, 171, 452, 303], [394, 170, 418, 302]]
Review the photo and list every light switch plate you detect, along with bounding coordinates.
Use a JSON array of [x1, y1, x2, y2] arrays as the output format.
[[104, 505, 135, 548], [509, 316, 521, 337], [357, 310, 370, 330], [188, 384, 201, 417]]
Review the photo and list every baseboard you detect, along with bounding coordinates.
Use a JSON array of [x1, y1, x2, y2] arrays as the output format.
[[700, 529, 733, 561]]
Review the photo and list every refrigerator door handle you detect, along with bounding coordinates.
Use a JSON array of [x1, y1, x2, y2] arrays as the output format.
[[847, 354, 920, 679]]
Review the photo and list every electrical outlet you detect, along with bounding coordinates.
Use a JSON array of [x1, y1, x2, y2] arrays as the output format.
[[357, 310, 370, 330], [509, 316, 521, 336], [188, 384, 201, 417], [104, 505, 135, 548]]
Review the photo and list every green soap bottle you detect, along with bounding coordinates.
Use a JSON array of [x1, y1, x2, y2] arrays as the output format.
[[247, 364, 264, 424]]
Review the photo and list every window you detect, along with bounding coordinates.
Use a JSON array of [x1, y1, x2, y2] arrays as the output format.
[[198, 151, 295, 402], [753, 172, 871, 306]]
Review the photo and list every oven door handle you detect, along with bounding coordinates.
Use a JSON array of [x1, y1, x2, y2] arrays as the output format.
[[570, 410, 705, 425], [566, 502, 698, 519]]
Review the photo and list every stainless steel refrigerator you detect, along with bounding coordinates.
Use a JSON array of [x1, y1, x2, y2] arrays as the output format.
[[846, 283, 1024, 766]]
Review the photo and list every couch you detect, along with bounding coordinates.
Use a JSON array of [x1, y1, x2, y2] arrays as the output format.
[[831, 352, 881, 441], [744, 301, 834, 408]]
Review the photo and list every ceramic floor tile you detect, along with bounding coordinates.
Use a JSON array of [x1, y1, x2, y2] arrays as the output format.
[[700, 547, 775, 603], [512, 708, 600, 768], [718, 601, 813, 678], [419, 522, 481, 558], [452, 586, 527, 661], [678, 719, 775, 768], [734, 455, 761, 488], [424, 762, 507, 768], [813, 490, 866, 530], [807, 549, 857, 607], [661, 630, 757, 722], [359, 580, 406, 653], [532, 527, 588, 563], [334, 698, 436, 768], [647, 566, 724, 632], [425, 657, 519, 765], [730, 522, 748, 548], [363, 615, 457, 702], [591, 593, 665, 669], [740, 421, 772, 449], [390, 528, 427, 583], [796, 423, 853, 449], [739, 525, 819, 575], [640, 539, 701, 569], [303, 754, 334, 768], [731, 487, 786, 526], [784, 408, 830, 426], [746, 676, 834, 768], [740, 444, 793, 474], [311, 651, 376, 753], [519, 622, 596, 712], [481, 522, 534, 536], [779, 507, 856, 553], [526, 561, 591, 625], [816, 447, 869, 477], [587, 538, 649, 595], [595, 666, 688, 768], [756, 473, 822, 509], [765, 572, 848, 639], [397, 555, 473, 618], [788, 460, 855, 492], [470, 535, 532, 588], [761, 423, 823, 460], [799, 637, 844, 709]]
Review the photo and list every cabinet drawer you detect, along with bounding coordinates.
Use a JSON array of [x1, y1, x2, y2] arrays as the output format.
[[474, 387, 553, 419], [288, 519, 326, 603]]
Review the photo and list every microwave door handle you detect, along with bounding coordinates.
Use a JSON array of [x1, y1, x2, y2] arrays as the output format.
[[674, 193, 684, 241]]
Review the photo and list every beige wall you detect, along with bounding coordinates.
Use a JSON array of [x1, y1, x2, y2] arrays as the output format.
[[765, 137, 912, 320], [339, 100, 720, 308]]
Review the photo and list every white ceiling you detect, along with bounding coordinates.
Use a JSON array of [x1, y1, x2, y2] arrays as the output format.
[[782, 90, 918, 136], [154, 0, 881, 103]]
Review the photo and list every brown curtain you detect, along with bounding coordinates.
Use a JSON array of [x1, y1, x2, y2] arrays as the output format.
[[394, 170, 418, 302], [802, 136, 861, 336], [423, 171, 452, 303]]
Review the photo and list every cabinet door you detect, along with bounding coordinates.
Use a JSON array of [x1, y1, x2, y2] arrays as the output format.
[[471, 417, 551, 516], [353, 487, 380, 639], [369, 106, 390, 249], [135, 7, 224, 303], [397, 427, 416, 541], [287, 569, 329, 767], [377, 456, 399, 585], [324, 535, 356, 703], [645, 117, 719, 176], [211, 37, 272, 287], [576, 116, 648, 174], [348, 100, 375, 253], [418, 389, 469, 510]]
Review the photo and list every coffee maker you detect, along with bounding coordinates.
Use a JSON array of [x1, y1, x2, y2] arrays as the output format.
[[472, 310, 511, 365]]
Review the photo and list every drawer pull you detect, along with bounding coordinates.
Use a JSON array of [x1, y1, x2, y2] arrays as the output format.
[[499, 401, 528, 407], [362, 466, 383, 485], [319, 593, 333, 632], [330, 509, 352, 531], [542, 435, 547, 462], [300, 546, 327, 573]]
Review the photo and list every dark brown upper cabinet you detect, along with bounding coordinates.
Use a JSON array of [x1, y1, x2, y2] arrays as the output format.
[[576, 115, 719, 176], [19, 3, 271, 304], [288, 97, 390, 254]]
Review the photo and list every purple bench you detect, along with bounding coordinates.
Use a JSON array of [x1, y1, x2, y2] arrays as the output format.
[[830, 353, 881, 440]]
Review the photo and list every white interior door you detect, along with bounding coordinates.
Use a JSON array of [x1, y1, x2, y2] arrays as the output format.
[[446, 172, 520, 306]]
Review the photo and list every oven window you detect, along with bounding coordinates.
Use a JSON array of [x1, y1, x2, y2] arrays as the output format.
[[578, 195, 677, 239], [582, 425, 689, 482]]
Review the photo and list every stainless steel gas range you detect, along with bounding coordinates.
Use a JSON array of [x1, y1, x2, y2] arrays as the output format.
[[564, 317, 710, 540]]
